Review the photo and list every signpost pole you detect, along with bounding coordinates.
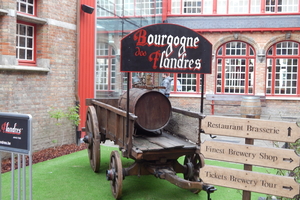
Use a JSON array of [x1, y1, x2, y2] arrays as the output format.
[[199, 74, 205, 145], [243, 114, 256, 200], [0, 152, 1, 199]]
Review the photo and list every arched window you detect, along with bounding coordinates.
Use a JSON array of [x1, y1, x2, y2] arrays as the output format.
[[266, 41, 300, 96], [216, 41, 255, 94], [96, 43, 116, 91]]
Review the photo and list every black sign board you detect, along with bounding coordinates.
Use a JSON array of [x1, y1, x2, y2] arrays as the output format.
[[121, 23, 212, 74], [0, 112, 32, 154]]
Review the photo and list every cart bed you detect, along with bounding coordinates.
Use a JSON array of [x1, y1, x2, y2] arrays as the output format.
[[130, 131, 198, 161], [133, 131, 196, 151]]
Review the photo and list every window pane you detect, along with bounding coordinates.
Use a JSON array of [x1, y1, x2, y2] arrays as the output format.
[[27, 50, 33, 60], [96, 43, 117, 92], [20, 37, 26, 47], [19, 49, 26, 59], [27, 38, 32, 48], [16, 23, 34, 61], [216, 42, 255, 94], [183, 0, 202, 14], [250, 0, 260, 13], [217, 0, 227, 14], [229, 0, 249, 14], [17, 0, 35, 15], [266, 41, 299, 95]]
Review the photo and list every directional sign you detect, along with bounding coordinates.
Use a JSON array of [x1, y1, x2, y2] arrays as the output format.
[[201, 140, 300, 170], [202, 115, 300, 143], [200, 165, 300, 198]]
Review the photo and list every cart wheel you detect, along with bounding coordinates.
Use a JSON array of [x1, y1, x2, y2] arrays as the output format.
[[183, 153, 205, 194], [85, 106, 100, 172], [108, 150, 123, 199]]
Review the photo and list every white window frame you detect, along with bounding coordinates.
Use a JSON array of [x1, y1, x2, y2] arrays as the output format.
[[16, 22, 35, 63], [216, 41, 255, 94], [96, 43, 116, 91], [97, 0, 162, 17], [183, 0, 202, 14], [266, 41, 299, 96], [17, 0, 35, 15]]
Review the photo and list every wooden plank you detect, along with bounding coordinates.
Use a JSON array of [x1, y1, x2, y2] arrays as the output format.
[[202, 115, 300, 143], [206, 94, 266, 101], [146, 136, 184, 149], [201, 141, 300, 170], [161, 132, 197, 149], [200, 165, 300, 199], [206, 94, 243, 101], [91, 99, 137, 120], [172, 107, 204, 119], [133, 137, 163, 151]]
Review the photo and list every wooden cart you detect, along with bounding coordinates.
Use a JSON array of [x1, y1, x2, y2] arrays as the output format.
[[82, 88, 216, 199]]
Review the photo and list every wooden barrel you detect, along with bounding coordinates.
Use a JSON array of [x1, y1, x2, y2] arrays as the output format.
[[240, 96, 261, 119], [118, 88, 172, 131]]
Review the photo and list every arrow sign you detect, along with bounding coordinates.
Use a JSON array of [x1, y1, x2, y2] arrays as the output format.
[[202, 115, 300, 143], [200, 165, 300, 198], [201, 141, 300, 170]]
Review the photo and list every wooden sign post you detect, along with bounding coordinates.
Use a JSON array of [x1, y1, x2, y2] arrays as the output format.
[[200, 165, 299, 199], [201, 141, 299, 170], [200, 115, 300, 199], [201, 115, 300, 143]]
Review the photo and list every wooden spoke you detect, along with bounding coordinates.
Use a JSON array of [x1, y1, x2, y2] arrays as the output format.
[[183, 153, 205, 194], [109, 150, 123, 199], [85, 106, 100, 172]]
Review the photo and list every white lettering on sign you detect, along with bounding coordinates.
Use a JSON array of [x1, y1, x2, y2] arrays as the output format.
[[146, 34, 199, 58], [1, 122, 23, 135], [134, 29, 202, 71], [0, 140, 11, 145]]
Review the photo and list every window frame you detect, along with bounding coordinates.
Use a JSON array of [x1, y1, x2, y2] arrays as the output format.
[[170, 73, 203, 94], [169, 0, 299, 16], [97, 0, 163, 18], [16, 21, 36, 65], [215, 41, 256, 94], [95, 42, 117, 92], [16, 0, 36, 16], [266, 41, 300, 96]]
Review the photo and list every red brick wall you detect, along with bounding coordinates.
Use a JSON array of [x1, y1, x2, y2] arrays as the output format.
[[0, 0, 78, 151]]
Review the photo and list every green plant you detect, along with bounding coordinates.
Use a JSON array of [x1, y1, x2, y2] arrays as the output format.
[[66, 105, 80, 126], [49, 109, 65, 125], [49, 105, 80, 126], [48, 105, 80, 146]]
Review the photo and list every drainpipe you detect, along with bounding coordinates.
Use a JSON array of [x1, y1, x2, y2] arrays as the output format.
[[75, 0, 81, 145]]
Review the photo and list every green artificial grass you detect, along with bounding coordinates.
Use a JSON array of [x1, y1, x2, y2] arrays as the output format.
[[1, 145, 272, 200]]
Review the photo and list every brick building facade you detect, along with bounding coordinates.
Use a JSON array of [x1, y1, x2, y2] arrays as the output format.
[[0, 0, 78, 152]]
